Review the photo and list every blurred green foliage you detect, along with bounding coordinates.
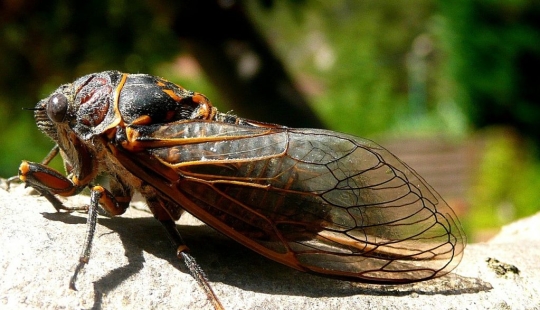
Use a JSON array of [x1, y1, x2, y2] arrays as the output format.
[[248, 1, 441, 136], [438, 0, 540, 240], [1, 0, 539, 240], [467, 128, 540, 239], [440, 0, 540, 148]]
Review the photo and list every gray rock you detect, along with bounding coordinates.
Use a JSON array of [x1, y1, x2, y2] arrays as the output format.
[[1, 181, 538, 309]]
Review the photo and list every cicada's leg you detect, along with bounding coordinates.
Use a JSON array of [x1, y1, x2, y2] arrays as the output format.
[[7, 145, 61, 187], [18, 159, 133, 213], [17, 160, 87, 212], [18, 159, 133, 290], [69, 184, 132, 290], [5, 175, 24, 189], [39, 144, 61, 166], [145, 196, 224, 310]]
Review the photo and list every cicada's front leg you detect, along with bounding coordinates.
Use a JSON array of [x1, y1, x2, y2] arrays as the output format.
[[17, 157, 134, 290], [17, 160, 132, 216], [17, 160, 88, 212]]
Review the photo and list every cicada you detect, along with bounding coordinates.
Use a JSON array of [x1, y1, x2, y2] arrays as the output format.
[[16, 71, 466, 309]]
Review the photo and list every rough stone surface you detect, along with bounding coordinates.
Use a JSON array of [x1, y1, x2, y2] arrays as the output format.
[[1, 180, 539, 309]]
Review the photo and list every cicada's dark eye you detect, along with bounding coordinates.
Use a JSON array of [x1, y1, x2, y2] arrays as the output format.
[[47, 94, 68, 122]]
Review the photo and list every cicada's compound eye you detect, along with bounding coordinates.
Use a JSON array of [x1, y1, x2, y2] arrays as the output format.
[[46, 93, 69, 123]]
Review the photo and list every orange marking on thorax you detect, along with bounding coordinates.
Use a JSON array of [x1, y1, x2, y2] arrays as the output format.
[[110, 74, 129, 129], [163, 89, 182, 102]]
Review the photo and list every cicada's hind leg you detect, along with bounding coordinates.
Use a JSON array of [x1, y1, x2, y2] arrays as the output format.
[[145, 195, 224, 310]]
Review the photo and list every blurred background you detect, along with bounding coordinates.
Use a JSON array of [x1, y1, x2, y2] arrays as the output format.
[[1, 0, 539, 242]]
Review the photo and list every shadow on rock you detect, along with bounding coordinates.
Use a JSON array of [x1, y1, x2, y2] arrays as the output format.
[[41, 211, 491, 307]]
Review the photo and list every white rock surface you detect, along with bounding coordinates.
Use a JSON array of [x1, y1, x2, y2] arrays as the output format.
[[1, 181, 538, 309]]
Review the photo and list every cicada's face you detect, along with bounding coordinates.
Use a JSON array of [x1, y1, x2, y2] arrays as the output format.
[[34, 86, 69, 144], [32, 72, 125, 180], [34, 72, 126, 143]]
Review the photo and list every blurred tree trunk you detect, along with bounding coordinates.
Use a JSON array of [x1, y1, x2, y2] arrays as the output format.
[[172, 0, 325, 128]]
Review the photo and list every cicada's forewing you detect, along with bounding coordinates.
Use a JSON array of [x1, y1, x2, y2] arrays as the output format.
[[112, 120, 466, 283]]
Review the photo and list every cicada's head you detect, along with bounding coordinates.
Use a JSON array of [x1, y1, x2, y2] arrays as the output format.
[[35, 71, 125, 143], [34, 71, 125, 177]]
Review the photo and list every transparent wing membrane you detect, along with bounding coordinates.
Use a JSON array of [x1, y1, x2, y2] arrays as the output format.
[[123, 122, 466, 283]]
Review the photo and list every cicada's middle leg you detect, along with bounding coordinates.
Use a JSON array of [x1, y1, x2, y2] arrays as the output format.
[[68, 184, 132, 290]]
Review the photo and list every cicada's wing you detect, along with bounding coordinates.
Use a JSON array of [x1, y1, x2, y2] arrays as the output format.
[[113, 121, 466, 283]]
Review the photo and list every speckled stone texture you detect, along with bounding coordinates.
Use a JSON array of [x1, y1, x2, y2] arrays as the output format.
[[1, 181, 538, 309]]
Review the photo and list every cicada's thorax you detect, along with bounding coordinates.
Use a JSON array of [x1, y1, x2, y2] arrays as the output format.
[[61, 71, 215, 139], [33, 71, 220, 189]]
